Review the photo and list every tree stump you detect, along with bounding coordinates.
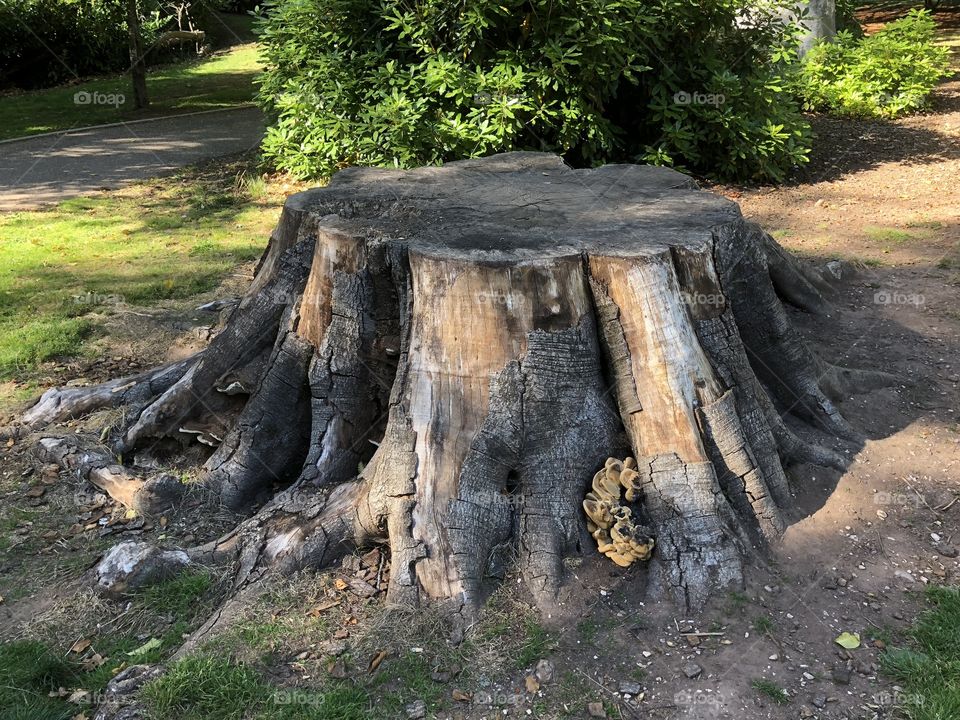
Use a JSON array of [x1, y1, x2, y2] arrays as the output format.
[[20, 153, 889, 614]]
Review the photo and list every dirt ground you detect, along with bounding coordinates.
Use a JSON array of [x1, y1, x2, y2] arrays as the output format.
[[1, 7, 959, 720]]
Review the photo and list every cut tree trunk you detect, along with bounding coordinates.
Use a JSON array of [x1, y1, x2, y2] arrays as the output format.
[[20, 153, 889, 614]]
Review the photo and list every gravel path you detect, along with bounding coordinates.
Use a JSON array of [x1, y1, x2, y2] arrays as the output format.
[[0, 106, 264, 211]]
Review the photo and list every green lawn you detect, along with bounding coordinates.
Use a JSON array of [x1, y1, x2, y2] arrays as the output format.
[[0, 43, 262, 141], [882, 585, 960, 719], [0, 157, 287, 402]]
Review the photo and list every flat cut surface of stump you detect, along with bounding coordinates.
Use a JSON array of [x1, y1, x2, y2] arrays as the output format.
[[285, 152, 738, 259]]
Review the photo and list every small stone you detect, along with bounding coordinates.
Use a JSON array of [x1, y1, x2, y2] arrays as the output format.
[[535, 659, 555, 684], [802, 672, 815, 681], [895, 570, 915, 583], [812, 695, 827, 709], [619, 681, 642, 696], [837, 577, 848, 587], [405, 699, 426, 719], [769, 654, 780, 661], [682, 663, 703, 679], [936, 544, 959, 559], [587, 701, 606, 718], [831, 666, 852, 685]]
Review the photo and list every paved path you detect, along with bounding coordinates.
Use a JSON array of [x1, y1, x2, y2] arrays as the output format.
[[0, 106, 264, 211]]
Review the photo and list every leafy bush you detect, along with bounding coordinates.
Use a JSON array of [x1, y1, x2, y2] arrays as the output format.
[[798, 10, 950, 119], [256, 0, 811, 182], [0, 0, 233, 91], [0, 0, 129, 89]]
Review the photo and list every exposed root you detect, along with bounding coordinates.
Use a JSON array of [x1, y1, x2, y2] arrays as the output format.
[[36, 436, 185, 514], [20, 356, 199, 433]]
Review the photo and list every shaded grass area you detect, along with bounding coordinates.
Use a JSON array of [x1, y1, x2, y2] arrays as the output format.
[[0, 569, 218, 720], [0, 155, 281, 388], [882, 585, 960, 720], [0, 44, 261, 141], [134, 574, 565, 720]]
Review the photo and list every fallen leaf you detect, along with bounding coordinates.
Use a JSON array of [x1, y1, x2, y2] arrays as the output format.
[[368, 650, 389, 673], [326, 660, 348, 679], [306, 599, 340, 617], [835, 632, 861, 649], [452, 689, 471, 702], [25, 487, 46, 498], [525, 674, 540, 693], [80, 653, 106, 671], [127, 638, 162, 657], [67, 689, 90, 704], [70, 639, 92, 654], [71, 713, 89, 720], [334, 578, 348, 591]]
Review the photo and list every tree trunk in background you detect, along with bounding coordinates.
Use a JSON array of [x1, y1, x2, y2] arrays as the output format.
[[126, 0, 148, 109], [20, 153, 890, 620]]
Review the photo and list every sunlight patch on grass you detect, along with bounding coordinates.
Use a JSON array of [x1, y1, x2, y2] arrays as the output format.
[[0, 158, 281, 383], [0, 44, 261, 141]]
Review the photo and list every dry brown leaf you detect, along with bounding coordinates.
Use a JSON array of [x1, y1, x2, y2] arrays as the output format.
[[334, 578, 348, 591], [67, 689, 90, 704], [70, 639, 92, 654], [368, 650, 388, 673], [452, 689, 472, 702], [525, 675, 540, 693], [306, 599, 340, 617]]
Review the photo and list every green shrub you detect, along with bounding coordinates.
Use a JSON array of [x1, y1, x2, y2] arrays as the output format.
[[0, 0, 231, 91], [256, 0, 810, 182], [0, 0, 129, 89], [798, 10, 950, 119]]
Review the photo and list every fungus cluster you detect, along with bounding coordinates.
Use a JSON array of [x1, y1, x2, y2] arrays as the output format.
[[583, 457, 656, 567]]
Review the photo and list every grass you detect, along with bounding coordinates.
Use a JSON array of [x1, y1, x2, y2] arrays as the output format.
[[881, 585, 960, 719], [751, 678, 790, 705], [752, 615, 775, 634], [0, 44, 261, 141], [142, 653, 372, 720], [0, 640, 80, 720], [0, 155, 286, 399], [864, 226, 919, 244]]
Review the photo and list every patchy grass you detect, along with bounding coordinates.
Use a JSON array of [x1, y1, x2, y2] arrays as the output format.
[[864, 226, 919, 244], [143, 652, 372, 720], [0, 640, 79, 720], [0, 155, 289, 396], [752, 615, 776, 634], [0, 44, 262, 141], [751, 678, 790, 705], [881, 585, 960, 720]]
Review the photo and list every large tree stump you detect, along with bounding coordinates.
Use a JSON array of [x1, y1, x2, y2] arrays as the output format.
[[20, 153, 888, 614]]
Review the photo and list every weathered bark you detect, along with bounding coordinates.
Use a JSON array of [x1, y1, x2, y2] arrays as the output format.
[[20, 153, 888, 614]]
